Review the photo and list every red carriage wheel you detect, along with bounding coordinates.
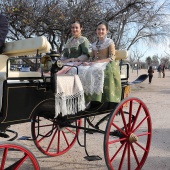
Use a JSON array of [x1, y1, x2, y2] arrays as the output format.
[[31, 114, 82, 157], [104, 97, 152, 170], [0, 141, 40, 170]]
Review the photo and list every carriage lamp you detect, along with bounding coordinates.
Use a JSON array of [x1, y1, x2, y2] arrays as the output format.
[[40, 54, 63, 73], [40, 55, 53, 73]]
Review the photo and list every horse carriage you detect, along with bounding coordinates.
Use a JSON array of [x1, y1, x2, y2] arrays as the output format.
[[0, 36, 152, 170]]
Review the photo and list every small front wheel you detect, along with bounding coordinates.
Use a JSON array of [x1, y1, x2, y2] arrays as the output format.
[[0, 141, 40, 170], [31, 114, 82, 157], [104, 97, 152, 170]]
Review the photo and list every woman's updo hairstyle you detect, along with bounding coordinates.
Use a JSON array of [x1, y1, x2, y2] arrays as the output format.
[[96, 21, 109, 30], [72, 20, 83, 28]]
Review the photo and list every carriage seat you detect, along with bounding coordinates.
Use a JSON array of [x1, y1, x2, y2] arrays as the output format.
[[115, 50, 128, 60], [115, 50, 128, 79], [2, 36, 51, 57], [0, 36, 51, 78]]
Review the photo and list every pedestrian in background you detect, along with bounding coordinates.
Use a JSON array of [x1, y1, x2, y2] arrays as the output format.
[[157, 64, 162, 78], [162, 64, 165, 78], [148, 66, 154, 84]]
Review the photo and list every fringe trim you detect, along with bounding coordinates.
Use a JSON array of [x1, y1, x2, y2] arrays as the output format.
[[55, 90, 85, 117]]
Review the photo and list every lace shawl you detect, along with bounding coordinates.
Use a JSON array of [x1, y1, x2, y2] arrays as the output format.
[[64, 36, 86, 49], [68, 62, 108, 95], [92, 38, 114, 51]]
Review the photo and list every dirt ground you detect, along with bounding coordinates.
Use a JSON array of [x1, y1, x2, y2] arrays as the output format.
[[3, 68, 170, 170]]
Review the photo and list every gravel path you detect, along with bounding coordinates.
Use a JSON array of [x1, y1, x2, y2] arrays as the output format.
[[4, 69, 170, 170]]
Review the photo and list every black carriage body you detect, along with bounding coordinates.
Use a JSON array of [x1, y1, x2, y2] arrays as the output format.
[[0, 79, 54, 128]]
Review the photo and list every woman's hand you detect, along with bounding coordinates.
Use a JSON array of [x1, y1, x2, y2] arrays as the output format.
[[83, 62, 95, 66], [62, 58, 74, 63]]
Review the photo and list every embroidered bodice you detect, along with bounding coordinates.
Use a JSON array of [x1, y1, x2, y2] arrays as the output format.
[[91, 37, 115, 61]]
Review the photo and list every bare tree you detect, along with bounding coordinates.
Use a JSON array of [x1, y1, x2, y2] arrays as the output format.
[[145, 56, 152, 67], [0, 0, 170, 55], [152, 55, 159, 66], [160, 56, 170, 67]]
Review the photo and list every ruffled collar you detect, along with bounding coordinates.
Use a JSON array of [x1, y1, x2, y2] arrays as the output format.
[[65, 36, 86, 49], [92, 37, 114, 51]]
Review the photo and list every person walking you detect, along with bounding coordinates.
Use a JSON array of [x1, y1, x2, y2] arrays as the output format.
[[162, 64, 165, 78], [157, 64, 162, 78], [148, 66, 154, 84]]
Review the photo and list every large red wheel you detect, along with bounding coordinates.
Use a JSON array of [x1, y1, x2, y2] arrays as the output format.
[[104, 97, 152, 170], [31, 114, 82, 157], [0, 141, 40, 170]]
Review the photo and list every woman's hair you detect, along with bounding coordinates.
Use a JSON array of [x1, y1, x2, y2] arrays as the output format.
[[97, 21, 109, 30], [72, 20, 83, 28], [149, 66, 152, 69]]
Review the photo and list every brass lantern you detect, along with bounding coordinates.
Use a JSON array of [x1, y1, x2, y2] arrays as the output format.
[[40, 55, 53, 73]]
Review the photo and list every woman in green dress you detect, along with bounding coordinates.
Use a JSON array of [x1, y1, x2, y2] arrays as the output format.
[[84, 21, 122, 107], [62, 21, 90, 63]]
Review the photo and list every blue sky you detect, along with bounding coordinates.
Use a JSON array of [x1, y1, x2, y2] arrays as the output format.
[[140, 41, 170, 61], [129, 0, 170, 61]]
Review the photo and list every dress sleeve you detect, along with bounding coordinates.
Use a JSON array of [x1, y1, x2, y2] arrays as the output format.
[[109, 42, 116, 60], [63, 48, 69, 59], [79, 38, 90, 58]]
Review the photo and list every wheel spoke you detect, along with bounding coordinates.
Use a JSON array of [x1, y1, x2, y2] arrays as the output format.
[[46, 129, 58, 152], [37, 126, 57, 143], [111, 122, 128, 137], [132, 116, 149, 133], [110, 142, 126, 163], [62, 131, 70, 146], [137, 132, 151, 137], [57, 130, 61, 153], [120, 108, 128, 133], [10, 154, 29, 169], [128, 101, 133, 131], [65, 127, 76, 135], [130, 143, 140, 165], [1, 148, 8, 169], [109, 137, 127, 145], [128, 143, 131, 170], [134, 141, 149, 152], [118, 142, 128, 170], [131, 104, 142, 131]]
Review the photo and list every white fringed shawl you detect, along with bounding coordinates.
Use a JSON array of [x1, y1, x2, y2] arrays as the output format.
[[55, 75, 85, 117]]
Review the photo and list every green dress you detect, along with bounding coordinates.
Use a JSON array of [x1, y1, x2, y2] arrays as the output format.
[[85, 60, 121, 103], [85, 37, 121, 104], [63, 36, 90, 59]]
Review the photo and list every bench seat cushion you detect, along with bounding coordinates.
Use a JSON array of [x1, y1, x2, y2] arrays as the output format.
[[8, 71, 41, 78], [115, 50, 128, 60], [2, 36, 51, 57]]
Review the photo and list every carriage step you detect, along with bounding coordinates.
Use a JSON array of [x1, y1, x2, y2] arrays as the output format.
[[84, 155, 102, 161]]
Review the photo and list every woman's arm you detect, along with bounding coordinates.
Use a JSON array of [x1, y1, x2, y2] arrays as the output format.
[[109, 43, 116, 60], [77, 38, 90, 61]]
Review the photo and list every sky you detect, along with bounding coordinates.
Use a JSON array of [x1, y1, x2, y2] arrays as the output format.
[[138, 41, 170, 61], [129, 0, 170, 61]]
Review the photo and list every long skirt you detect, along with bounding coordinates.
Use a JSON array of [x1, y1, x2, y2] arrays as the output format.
[[85, 60, 122, 103]]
